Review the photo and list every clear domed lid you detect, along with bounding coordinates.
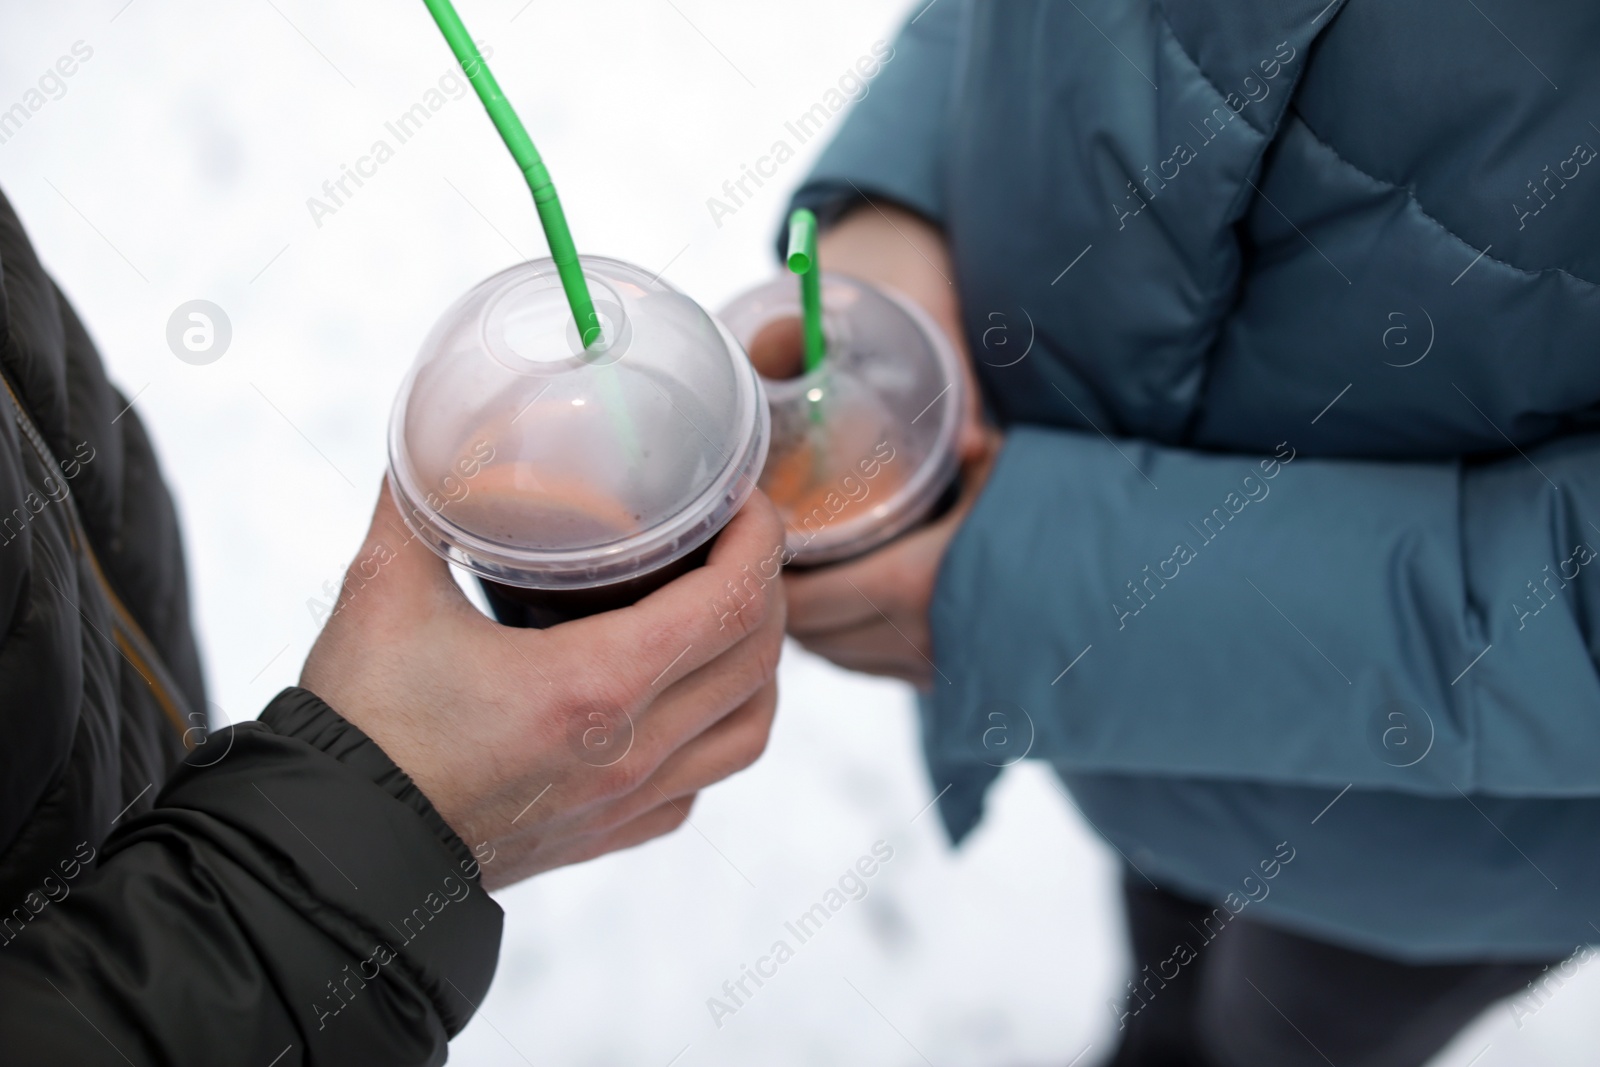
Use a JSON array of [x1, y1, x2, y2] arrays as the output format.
[[389, 256, 769, 589], [719, 273, 965, 565]]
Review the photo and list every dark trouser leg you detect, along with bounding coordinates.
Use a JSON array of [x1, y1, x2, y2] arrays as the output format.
[[1104, 874, 1556, 1067], [1195, 914, 1553, 1067], [1105, 880, 1230, 1067]]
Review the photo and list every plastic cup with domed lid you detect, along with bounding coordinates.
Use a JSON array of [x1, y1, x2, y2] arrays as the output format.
[[717, 270, 966, 568], [388, 255, 770, 628]]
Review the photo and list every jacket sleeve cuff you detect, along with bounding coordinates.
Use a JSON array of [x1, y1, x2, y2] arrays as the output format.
[[259, 686, 483, 885], [929, 425, 1600, 796], [147, 687, 505, 1037]]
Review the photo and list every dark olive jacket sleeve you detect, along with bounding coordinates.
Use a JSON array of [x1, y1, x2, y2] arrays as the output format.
[[0, 687, 503, 1067]]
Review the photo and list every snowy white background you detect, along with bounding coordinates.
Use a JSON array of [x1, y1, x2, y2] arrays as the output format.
[[1, 2, 1596, 1064]]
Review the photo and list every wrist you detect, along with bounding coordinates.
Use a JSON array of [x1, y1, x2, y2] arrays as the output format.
[[261, 687, 486, 883]]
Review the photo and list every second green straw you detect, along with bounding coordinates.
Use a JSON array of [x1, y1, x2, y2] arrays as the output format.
[[786, 208, 827, 374]]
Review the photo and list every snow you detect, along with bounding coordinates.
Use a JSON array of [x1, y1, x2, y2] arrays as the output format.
[[0, 1, 1595, 1063]]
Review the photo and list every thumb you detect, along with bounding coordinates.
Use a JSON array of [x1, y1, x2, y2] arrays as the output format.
[[331, 478, 467, 623]]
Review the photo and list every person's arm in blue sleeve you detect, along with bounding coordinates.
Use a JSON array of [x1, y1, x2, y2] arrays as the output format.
[[783, 1, 1600, 810], [931, 426, 1600, 797]]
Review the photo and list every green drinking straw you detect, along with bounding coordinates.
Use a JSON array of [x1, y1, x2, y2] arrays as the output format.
[[421, 0, 602, 347], [786, 209, 827, 373]]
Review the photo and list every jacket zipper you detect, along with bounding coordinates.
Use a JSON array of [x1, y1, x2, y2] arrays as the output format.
[[0, 371, 195, 747]]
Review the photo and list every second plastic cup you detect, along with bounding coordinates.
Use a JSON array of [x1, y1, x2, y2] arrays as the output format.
[[718, 273, 966, 568], [388, 256, 769, 628]]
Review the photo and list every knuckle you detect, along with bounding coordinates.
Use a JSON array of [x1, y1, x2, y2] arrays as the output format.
[[729, 612, 783, 695], [720, 585, 764, 641], [555, 688, 643, 785], [753, 496, 786, 550], [733, 557, 778, 618], [739, 579, 771, 639], [750, 570, 777, 622], [742, 644, 779, 706], [757, 622, 784, 680], [727, 689, 778, 775], [733, 722, 773, 774], [566, 682, 637, 733], [582, 671, 633, 714], [767, 577, 788, 633], [603, 752, 651, 796]]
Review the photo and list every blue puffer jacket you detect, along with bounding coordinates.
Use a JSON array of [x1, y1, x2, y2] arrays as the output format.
[[793, 0, 1600, 960]]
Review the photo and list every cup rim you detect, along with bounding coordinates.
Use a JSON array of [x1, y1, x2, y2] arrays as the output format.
[[388, 256, 771, 590], [718, 271, 966, 565]]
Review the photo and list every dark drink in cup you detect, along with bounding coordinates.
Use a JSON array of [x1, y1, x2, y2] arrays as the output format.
[[718, 273, 966, 568], [449, 482, 715, 628], [388, 256, 769, 628], [479, 541, 715, 628]]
